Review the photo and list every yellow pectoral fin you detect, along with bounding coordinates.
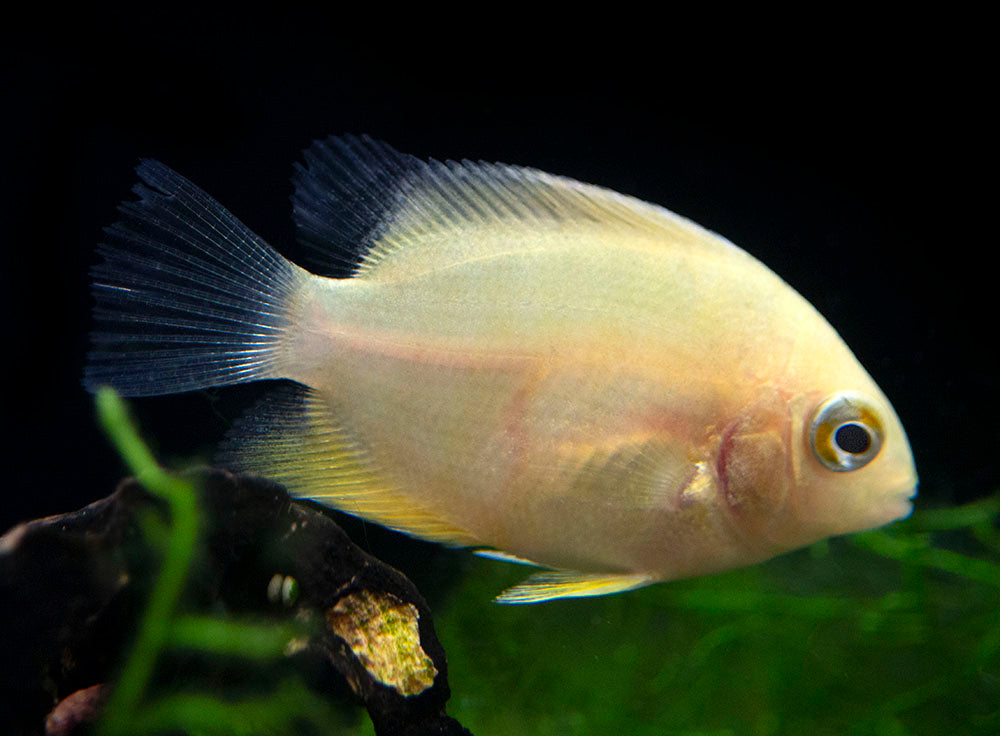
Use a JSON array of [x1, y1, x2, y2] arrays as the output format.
[[494, 571, 653, 604]]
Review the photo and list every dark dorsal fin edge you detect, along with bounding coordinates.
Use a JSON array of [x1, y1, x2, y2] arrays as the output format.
[[290, 135, 738, 278]]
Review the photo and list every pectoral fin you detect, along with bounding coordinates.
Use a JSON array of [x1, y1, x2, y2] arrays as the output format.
[[494, 570, 653, 604]]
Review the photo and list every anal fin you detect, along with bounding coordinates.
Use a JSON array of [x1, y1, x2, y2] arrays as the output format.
[[220, 383, 479, 547], [494, 570, 653, 604]]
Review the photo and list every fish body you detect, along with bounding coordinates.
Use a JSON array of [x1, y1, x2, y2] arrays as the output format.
[[87, 137, 918, 602]]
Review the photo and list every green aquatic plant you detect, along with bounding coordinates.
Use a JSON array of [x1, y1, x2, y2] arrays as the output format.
[[94, 385, 999, 735], [94, 387, 348, 736], [426, 495, 1000, 736]]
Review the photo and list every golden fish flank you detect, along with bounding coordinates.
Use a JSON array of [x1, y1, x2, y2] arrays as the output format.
[[86, 136, 918, 603]]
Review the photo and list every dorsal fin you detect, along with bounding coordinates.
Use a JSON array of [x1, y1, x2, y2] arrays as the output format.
[[291, 136, 423, 276], [291, 135, 742, 278], [218, 383, 480, 547]]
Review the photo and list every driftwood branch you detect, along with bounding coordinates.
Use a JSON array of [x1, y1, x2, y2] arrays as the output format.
[[0, 469, 472, 736]]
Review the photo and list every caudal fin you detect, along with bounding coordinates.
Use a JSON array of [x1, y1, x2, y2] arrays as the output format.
[[85, 161, 308, 396]]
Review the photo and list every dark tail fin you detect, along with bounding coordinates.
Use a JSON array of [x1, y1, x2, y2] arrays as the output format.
[[85, 160, 308, 396]]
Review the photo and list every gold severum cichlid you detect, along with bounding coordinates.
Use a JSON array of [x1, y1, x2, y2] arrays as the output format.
[[86, 136, 918, 603]]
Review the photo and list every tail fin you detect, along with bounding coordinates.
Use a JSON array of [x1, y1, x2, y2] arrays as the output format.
[[85, 161, 308, 396]]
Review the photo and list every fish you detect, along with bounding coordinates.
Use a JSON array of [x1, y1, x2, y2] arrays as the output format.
[[85, 135, 918, 604]]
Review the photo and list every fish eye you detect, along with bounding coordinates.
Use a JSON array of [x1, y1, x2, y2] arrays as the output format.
[[809, 392, 884, 472]]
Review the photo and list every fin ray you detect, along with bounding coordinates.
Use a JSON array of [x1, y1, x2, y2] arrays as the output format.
[[473, 549, 545, 567], [563, 435, 692, 512], [86, 161, 306, 396], [495, 571, 653, 604], [291, 135, 742, 279]]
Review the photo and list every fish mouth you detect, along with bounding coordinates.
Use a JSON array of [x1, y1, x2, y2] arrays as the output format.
[[889, 495, 915, 522], [884, 479, 919, 522]]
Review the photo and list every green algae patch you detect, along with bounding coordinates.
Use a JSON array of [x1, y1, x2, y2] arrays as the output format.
[[328, 590, 438, 696]]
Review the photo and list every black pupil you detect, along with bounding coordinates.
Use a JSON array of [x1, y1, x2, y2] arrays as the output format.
[[835, 423, 871, 454]]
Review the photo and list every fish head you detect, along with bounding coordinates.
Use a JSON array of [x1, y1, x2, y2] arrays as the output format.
[[714, 366, 917, 558], [786, 384, 918, 541]]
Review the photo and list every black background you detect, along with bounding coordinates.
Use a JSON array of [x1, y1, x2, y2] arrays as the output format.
[[2, 14, 994, 535]]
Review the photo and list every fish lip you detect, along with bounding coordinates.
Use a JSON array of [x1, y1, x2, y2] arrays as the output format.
[[889, 472, 919, 501], [885, 480, 919, 522]]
